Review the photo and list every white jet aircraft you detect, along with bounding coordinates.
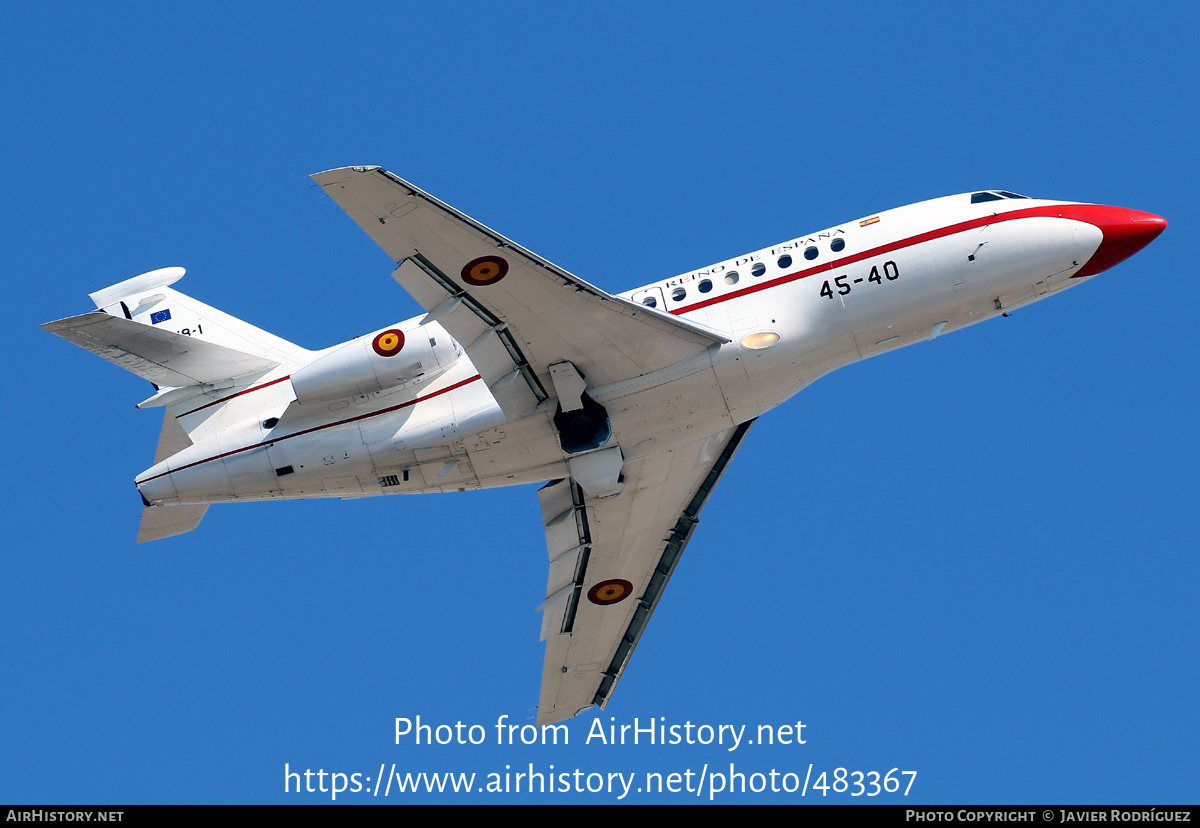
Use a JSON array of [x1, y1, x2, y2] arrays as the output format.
[[43, 167, 1165, 724]]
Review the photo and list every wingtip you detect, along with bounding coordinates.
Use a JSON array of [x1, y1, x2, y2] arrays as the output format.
[[310, 164, 383, 181]]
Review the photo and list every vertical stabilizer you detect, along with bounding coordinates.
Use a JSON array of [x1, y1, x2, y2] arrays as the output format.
[[87, 267, 307, 365]]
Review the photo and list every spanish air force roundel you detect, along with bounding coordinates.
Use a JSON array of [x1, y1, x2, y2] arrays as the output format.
[[460, 255, 509, 286], [371, 329, 405, 357], [587, 579, 634, 606]]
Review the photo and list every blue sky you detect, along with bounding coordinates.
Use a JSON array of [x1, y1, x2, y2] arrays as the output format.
[[2, 1, 1196, 804]]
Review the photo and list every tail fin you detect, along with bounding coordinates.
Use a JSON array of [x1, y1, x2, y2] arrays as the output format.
[[42, 267, 308, 387], [45, 266, 309, 542], [44, 268, 307, 541], [88, 267, 304, 361]]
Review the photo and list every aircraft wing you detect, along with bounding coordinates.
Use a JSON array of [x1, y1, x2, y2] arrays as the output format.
[[311, 166, 728, 419], [534, 420, 754, 725]]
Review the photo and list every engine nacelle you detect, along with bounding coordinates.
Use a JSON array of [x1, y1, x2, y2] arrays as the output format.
[[290, 320, 457, 404]]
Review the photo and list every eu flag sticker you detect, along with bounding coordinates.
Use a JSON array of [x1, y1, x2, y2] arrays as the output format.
[[150, 308, 172, 325]]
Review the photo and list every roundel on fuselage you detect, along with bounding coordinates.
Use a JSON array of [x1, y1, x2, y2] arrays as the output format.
[[372, 329, 405, 357], [461, 255, 509, 286]]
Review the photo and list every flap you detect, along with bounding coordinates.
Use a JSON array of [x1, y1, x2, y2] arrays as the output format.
[[535, 420, 754, 724]]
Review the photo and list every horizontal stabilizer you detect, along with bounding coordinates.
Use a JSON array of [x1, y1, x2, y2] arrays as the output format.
[[42, 311, 279, 387], [137, 504, 209, 543]]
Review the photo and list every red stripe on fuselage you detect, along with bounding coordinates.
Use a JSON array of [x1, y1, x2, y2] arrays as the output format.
[[667, 204, 1091, 316], [176, 375, 293, 417], [140, 374, 484, 484]]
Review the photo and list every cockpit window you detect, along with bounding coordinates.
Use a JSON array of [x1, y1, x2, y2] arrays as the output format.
[[973, 190, 1033, 203]]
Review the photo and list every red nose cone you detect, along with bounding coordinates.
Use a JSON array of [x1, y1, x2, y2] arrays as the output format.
[[1075, 206, 1167, 278]]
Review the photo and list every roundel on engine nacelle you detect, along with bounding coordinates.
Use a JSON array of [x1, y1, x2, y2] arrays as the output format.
[[372, 329, 405, 357]]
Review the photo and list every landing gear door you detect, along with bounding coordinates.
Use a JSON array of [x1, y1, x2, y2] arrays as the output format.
[[630, 287, 666, 312]]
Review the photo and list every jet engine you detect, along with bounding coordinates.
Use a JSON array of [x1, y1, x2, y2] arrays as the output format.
[[289, 321, 457, 404]]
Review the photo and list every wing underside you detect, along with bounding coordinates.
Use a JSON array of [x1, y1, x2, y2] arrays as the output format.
[[535, 420, 754, 725], [310, 166, 751, 722], [311, 166, 727, 419]]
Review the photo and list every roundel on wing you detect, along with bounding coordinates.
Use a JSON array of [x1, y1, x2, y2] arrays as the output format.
[[372, 329, 405, 357], [587, 579, 634, 606], [461, 255, 509, 286]]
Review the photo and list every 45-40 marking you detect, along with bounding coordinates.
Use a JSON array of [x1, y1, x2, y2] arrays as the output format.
[[820, 261, 899, 299]]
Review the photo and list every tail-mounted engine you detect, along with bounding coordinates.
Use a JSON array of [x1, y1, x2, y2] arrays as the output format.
[[290, 321, 458, 404]]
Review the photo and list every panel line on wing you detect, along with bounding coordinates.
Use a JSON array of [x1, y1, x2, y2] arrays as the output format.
[[538, 478, 599, 639], [562, 480, 592, 635], [376, 169, 600, 297], [592, 418, 756, 708]]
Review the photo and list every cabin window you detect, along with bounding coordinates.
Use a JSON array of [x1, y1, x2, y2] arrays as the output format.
[[698, 278, 713, 293], [830, 237, 845, 253], [641, 295, 657, 308], [751, 262, 766, 277], [671, 287, 687, 302], [804, 246, 818, 260], [725, 270, 740, 285], [777, 254, 793, 268]]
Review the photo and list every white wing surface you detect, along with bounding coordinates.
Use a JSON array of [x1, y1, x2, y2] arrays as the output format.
[[311, 166, 727, 419], [42, 312, 278, 388], [535, 421, 754, 724]]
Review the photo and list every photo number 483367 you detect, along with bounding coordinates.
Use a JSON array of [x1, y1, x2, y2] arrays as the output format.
[[819, 261, 899, 299]]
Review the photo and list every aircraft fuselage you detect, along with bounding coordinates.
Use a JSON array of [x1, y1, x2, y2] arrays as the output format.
[[133, 192, 1163, 508]]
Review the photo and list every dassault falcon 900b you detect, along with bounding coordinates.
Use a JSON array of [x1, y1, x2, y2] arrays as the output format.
[[43, 167, 1165, 724]]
